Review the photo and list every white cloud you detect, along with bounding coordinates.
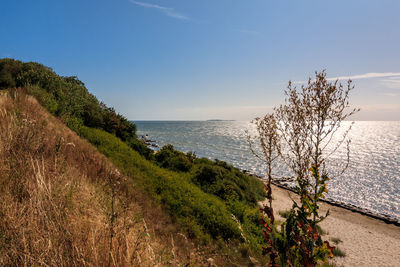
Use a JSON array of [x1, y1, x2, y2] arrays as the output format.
[[295, 72, 400, 84], [130, 0, 188, 20], [326, 72, 400, 81]]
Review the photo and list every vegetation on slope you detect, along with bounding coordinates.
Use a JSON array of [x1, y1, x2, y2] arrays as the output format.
[[0, 59, 268, 264], [80, 128, 266, 247], [0, 90, 210, 265], [0, 58, 153, 160]]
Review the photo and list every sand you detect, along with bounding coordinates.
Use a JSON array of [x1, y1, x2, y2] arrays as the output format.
[[262, 184, 400, 267]]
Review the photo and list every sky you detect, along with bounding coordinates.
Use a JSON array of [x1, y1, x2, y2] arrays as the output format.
[[1, 0, 400, 120]]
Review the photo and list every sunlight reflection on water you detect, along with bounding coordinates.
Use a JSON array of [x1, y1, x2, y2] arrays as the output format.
[[136, 121, 400, 222]]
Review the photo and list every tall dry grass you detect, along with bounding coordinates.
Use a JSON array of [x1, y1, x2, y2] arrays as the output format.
[[0, 89, 204, 266]]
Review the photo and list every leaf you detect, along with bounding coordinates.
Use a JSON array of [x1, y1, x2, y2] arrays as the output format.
[[323, 241, 336, 258]]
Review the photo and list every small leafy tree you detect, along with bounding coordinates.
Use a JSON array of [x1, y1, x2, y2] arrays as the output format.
[[275, 70, 359, 226], [247, 114, 280, 266], [250, 70, 359, 266]]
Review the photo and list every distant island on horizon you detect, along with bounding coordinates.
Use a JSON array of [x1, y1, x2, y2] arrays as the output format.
[[131, 119, 237, 122], [206, 119, 236, 121]]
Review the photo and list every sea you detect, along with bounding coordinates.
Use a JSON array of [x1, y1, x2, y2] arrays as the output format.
[[135, 121, 400, 223]]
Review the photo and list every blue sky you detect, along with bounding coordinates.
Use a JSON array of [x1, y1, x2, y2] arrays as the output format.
[[1, 0, 400, 120]]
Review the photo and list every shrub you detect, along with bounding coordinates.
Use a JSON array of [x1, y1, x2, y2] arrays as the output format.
[[155, 144, 192, 172], [79, 126, 242, 241], [191, 162, 265, 206], [252, 70, 359, 266], [0, 58, 153, 158]]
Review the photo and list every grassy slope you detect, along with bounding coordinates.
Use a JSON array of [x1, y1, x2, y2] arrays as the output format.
[[0, 59, 268, 265], [78, 122, 268, 263], [0, 90, 217, 266], [79, 126, 240, 239]]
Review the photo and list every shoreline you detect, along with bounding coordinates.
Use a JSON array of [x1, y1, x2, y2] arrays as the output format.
[[139, 140, 400, 265], [142, 139, 400, 227], [272, 180, 400, 226], [247, 172, 400, 226], [140, 138, 400, 225], [263, 183, 400, 266], [138, 127, 400, 226]]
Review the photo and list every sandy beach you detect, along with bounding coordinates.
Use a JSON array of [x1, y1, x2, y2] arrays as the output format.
[[264, 185, 400, 267]]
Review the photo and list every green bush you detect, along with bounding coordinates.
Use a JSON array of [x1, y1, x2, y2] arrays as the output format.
[[27, 85, 59, 114], [191, 161, 265, 206], [79, 126, 242, 241], [1, 58, 268, 256], [0, 58, 153, 159], [155, 144, 192, 172]]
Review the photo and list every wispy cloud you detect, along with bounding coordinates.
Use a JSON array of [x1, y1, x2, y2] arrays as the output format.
[[130, 0, 188, 20], [326, 72, 400, 81], [295, 72, 400, 84], [381, 93, 400, 97], [381, 77, 400, 89]]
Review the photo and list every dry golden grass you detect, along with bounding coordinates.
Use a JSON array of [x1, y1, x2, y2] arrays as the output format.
[[0, 89, 209, 266]]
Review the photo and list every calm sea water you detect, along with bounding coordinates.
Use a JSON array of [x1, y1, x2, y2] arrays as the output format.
[[135, 121, 400, 223]]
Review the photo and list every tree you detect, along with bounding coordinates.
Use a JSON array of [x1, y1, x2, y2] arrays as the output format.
[[251, 70, 359, 266], [275, 70, 359, 225], [247, 114, 280, 266]]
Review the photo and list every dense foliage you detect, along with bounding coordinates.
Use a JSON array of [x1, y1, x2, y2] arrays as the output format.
[[154, 144, 265, 207], [1, 59, 268, 259], [0, 58, 153, 159], [79, 127, 266, 248]]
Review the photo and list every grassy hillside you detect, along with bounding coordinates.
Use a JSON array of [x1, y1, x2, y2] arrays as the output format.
[[0, 59, 268, 265], [0, 58, 153, 159], [0, 90, 197, 265], [78, 127, 265, 244]]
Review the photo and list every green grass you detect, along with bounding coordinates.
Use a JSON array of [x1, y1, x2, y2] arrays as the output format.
[[279, 210, 291, 218], [0, 58, 269, 257], [318, 262, 343, 267], [330, 237, 343, 245], [333, 247, 346, 257], [315, 224, 327, 235], [79, 126, 265, 248]]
